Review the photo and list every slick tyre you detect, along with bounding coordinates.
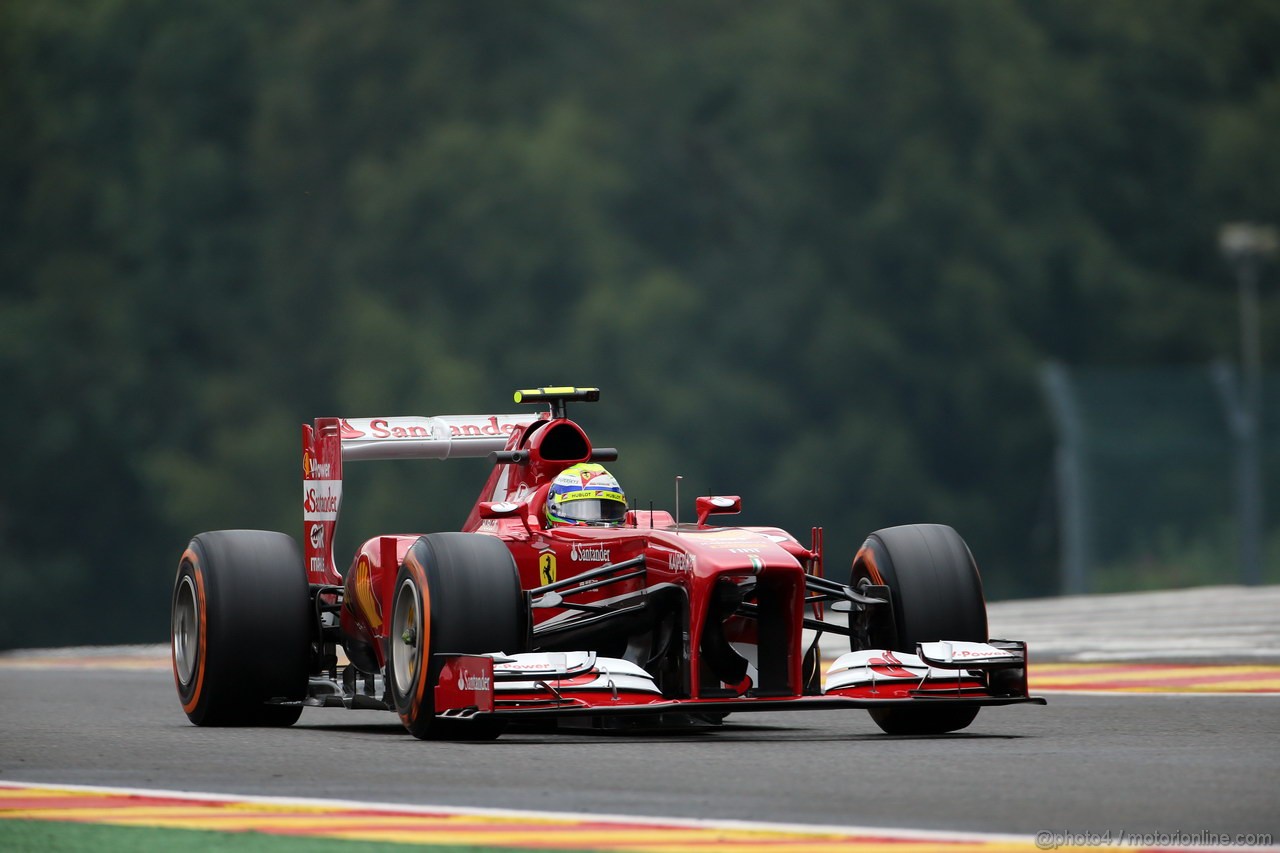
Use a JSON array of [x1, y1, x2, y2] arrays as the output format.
[[172, 530, 311, 726], [386, 533, 525, 741], [850, 524, 987, 735]]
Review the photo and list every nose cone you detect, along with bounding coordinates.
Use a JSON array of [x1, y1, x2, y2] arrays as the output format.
[[672, 528, 802, 573]]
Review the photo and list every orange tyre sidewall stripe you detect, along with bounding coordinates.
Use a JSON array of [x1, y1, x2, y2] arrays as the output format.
[[855, 545, 884, 584], [401, 552, 432, 726], [177, 549, 208, 715]]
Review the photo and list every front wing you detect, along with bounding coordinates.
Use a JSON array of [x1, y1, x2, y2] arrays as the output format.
[[432, 643, 1046, 721]]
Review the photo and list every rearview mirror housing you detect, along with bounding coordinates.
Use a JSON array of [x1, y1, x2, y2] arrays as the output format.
[[696, 495, 742, 527], [478, 501, 524, 520]]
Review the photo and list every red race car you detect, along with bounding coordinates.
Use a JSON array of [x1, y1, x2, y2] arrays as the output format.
[[171, 387, 1043, 739]]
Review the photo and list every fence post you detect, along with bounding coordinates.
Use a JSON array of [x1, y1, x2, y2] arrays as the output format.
[[1211, 362, 1263, 587], [1041, 363, 1090, 595], [1220, 223, 1276, 585]]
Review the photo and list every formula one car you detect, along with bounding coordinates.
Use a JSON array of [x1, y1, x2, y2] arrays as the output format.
[[171, 387, 1044, 739]]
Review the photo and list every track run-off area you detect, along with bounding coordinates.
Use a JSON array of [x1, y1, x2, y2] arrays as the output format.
[[2, 585, 1278, 852]]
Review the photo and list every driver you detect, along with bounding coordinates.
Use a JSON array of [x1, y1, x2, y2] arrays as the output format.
[[545, 463, 627, 527]]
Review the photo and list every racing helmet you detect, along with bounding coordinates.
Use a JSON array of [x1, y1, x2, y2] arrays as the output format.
[[546, 463, 627, 527]]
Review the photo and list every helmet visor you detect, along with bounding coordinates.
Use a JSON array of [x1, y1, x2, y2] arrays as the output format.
[[555, 495, 627, 524]]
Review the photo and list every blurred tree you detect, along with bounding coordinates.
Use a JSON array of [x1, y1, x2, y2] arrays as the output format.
[[2, 0, 1278, 647]]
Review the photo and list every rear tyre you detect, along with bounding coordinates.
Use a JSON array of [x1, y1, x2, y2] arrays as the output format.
[[386, 533, 525, 740], [850, 524, 987, 735], [172, 530, 311, 726]]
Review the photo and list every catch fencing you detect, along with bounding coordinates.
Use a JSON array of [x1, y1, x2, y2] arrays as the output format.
[[1042, 364, 1280, 593]]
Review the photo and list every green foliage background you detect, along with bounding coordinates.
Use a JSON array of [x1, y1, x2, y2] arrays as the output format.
[[2, 1, 1278, 648]]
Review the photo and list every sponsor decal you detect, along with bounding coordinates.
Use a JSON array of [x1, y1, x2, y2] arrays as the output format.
[[449, 416, 528, 438], [457, 671, 492, 691], [303, 451, 333, 480], [953, 648, 1005, 659], [478, 519, 498, 532], [868, 650, 917, 679], [687, 529, 769, 549], [303, 480, 341, 521], [496, 661, 573, 671], [369, 419, 431, 439], [539, 552, 557, 585], [728, 547, 761, 554], [559, 489, 624, 503], [309, 523, 325, 549], [571, 543, 611, 562], [353, 416, 529, 441], [669, 553, 696, 574]]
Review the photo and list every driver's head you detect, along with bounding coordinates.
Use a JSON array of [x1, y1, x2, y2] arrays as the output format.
[[546, 463, 627, 527]]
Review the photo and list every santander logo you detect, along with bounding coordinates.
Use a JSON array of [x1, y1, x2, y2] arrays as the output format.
[[303, 480, 341, 521], [571, 543, 610, 562], [457, 672, 491, 691], [303, 488, 340, 514]]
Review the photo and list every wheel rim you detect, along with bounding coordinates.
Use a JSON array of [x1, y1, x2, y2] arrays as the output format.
[[172, 575, 199, 686], [391, 577, 422, 695]]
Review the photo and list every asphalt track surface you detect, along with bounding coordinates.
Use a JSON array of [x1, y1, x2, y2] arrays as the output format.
[[4, 585, 1280, 845], [2, 664, 1277, 838]]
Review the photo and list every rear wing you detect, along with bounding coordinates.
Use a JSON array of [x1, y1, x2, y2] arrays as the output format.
[[302, 413, 538, 584], [338, 415, 534, 460]]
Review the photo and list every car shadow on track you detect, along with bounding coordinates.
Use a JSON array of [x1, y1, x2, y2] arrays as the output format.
[[299, 719, 1023, 744]]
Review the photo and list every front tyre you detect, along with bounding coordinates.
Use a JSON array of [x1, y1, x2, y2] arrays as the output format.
[[385, 533, 525, 740], [172, 530, 311, 726], [851, 524, 987, 735]]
